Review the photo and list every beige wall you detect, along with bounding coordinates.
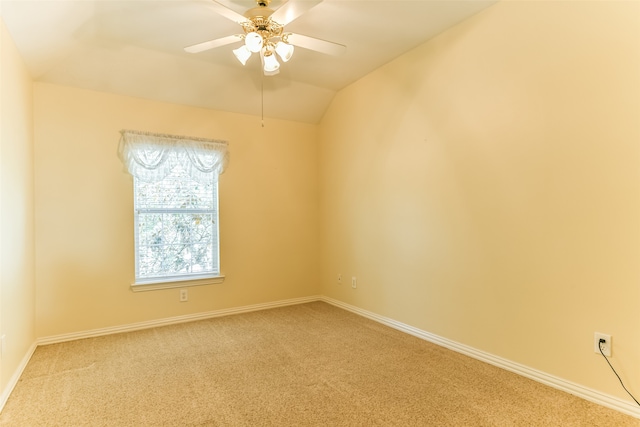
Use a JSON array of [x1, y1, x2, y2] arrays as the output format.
[[319, 1, 640, 402], [34, 83, 320, 337], [0, 20, 36, 392]]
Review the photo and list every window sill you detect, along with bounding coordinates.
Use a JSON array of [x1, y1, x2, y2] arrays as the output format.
[[130, 275, 225, 292]]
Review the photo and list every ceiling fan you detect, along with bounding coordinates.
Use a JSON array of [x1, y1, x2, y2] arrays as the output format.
[[184, 0, 346, 75]]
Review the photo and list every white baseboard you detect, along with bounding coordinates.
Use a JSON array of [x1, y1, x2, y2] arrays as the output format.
[[37, 295, 321, 346], [320, 296, 640, 419], [0, 341, 37, 413]]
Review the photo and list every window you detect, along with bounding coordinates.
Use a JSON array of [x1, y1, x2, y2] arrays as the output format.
[[118, 130, 229, 291], [134, 165, 219, 282]]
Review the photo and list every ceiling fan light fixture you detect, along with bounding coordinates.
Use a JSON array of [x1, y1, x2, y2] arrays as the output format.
[[245, 32, 263, 53], [275, 41, 294, 62], [233, 45, 252, 65], [263, 52, 280, 72], [184, 0, 347, 77]]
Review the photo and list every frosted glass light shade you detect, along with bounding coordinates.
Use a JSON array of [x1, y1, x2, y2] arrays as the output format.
[[263, 53, 280, 72], [232, 45, 252, 65], [245, 32, 263, 53], [275, 41, 294, 62]]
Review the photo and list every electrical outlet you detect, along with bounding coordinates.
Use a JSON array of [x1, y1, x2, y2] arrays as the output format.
[[0, 335, 5, 358], [351, 276, 357, 289], [179, 289, 188, 302], [594, 332, 611, 357], [337, 274, 342, 284]]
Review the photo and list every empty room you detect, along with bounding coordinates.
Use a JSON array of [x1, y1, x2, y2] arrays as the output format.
[[1, 0, 639, 425]]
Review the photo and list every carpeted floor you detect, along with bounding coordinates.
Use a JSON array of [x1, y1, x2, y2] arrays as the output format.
[[1, 302, 638, 426]]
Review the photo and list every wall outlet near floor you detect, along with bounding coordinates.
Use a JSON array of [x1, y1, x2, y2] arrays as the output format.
[[179, 289, 188, 302], [351, 276, 357, 289], [0, 334, 6, 357], [337, 274, 342, 284], [594, 332, 611, 357]]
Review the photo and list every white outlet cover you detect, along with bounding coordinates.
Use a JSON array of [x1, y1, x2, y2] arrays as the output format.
[[594, 332, 611, 357]]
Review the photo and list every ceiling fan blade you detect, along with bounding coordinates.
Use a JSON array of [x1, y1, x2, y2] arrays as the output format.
[[206, 0, 248, 23], [271, 0, 322, 26], [287, 33, 346, 56], [184, 35, 242, 53]]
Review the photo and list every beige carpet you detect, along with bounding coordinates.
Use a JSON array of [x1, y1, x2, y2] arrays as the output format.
[[1, 302, 638, 426]]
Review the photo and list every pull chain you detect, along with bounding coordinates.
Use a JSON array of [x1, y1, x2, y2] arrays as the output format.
[[261, 72, 265, 128]]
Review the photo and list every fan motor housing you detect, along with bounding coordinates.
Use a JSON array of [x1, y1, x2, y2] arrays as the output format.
[[245, 6, 274, 19]]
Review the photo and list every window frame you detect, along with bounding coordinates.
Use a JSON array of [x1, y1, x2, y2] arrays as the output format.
[[130, 173, 225, 292]]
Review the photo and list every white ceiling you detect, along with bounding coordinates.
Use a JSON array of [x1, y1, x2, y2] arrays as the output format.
[[1, 0, 496, 123]]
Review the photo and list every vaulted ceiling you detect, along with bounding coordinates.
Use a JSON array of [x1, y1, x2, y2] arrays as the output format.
[[2, 0, 496, 123]]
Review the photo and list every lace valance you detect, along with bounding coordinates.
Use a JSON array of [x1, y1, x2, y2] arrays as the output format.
[[118, 130, 229, 183]]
